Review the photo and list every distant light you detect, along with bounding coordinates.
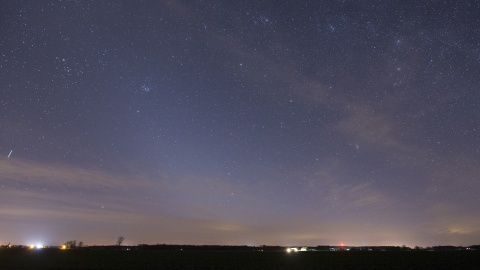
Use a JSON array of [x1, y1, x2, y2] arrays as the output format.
[[36, 245, 43, 249], [29, 245, 35, 249], [61, 245, 66, 249]]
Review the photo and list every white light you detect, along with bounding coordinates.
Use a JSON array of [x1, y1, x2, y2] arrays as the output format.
[[36, 244, 43, 249], [286, 247, 298, 253]]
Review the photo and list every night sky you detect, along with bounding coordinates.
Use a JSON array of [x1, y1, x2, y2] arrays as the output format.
[[1, 1, 480, 248]]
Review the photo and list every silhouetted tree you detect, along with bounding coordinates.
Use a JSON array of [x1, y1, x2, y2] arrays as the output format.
[[65, 240, 76, 248], [116, 236, 124, 246]]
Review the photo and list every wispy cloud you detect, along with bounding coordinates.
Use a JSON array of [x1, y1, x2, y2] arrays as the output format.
[[0, 157, 155, 191], [304, 159, 390, 211], [415, 202, 480, 245]]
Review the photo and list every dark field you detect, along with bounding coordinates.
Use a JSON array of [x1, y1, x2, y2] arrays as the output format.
[[1, 249, 479, 270]]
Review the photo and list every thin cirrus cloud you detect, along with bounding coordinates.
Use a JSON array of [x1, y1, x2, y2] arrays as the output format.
[[0, 157, 287, 244], [1, 148, 478, 246], [0, 156, 404, 246]]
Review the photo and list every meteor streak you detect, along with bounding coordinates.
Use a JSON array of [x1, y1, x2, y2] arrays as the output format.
[[7, 150, 12, 158]]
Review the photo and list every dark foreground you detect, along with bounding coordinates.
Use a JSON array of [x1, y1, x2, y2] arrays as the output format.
[[1, 249, 479, 270]]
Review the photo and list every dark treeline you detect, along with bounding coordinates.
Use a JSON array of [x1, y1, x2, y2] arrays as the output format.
[[72, 244, 480, 252], [2, 244, 480, 252], [87, 244, 286, 251]]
